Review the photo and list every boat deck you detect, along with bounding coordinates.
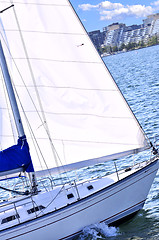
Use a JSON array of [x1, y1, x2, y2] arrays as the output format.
[[0, 158, 157, 231]]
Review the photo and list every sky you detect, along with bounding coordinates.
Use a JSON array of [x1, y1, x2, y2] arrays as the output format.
[[70, 0, 159, 32]]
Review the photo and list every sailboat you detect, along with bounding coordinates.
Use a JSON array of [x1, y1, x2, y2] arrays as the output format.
[[0, 1, 158, 239]]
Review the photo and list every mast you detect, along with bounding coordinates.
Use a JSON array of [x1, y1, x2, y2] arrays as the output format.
[[0, 40, 25, 138], [0, 41, 37, 191]]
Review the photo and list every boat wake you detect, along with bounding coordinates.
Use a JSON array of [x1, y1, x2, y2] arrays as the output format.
[[76, 222, 118, 239]]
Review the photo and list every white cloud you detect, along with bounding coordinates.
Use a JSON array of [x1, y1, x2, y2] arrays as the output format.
[[100, 1, 123, 10], [79, 1, 156, 21], [100, 7, 127, 20], [78, 4, 98, 11], [79, 1, 123, 11], [128, 5, 153, 17]]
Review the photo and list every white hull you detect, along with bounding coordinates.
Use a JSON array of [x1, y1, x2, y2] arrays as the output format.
[[0, 158, 158, 240]]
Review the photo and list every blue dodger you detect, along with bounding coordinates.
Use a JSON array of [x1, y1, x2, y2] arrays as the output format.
[[0, 136, 34, 173]]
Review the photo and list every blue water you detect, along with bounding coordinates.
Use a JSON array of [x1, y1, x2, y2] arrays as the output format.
[[76, 45, 159, 239]]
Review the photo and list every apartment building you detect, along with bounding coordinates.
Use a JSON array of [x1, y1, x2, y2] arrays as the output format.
[[88, 13, 159, 49]]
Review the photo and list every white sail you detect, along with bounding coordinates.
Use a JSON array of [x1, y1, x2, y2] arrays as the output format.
[[0, 0, 149, 174]]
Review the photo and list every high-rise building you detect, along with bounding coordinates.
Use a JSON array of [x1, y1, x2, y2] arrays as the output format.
[[88, 30, 104, 50], [88, 14, 159, 50]]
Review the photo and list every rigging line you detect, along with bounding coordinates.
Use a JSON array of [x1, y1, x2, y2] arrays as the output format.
[[0, 185, 30, 196], [0, 33, 50, 175], [7, 2, 72, 181], [0, 33, 66, 182], [0, 4, 14, 14], [0, 33, 49, 169], [7, 1, 62, 172], [12, 3, 62, 171], [0, 68, 17, 144], [37, 185, 65, 217], [69, 0, 150, 147]]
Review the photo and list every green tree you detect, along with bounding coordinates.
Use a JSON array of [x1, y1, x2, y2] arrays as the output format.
[[147, 35, 158, 46], [138, 40, 145, 47], [119, 43, 126, 51], [112, 46, 118, 52]]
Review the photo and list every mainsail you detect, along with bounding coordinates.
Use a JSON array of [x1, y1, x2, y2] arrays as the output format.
[[0, 0, 149, 175]]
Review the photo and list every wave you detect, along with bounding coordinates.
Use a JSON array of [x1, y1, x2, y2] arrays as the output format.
[[76, 222, 118, 239]]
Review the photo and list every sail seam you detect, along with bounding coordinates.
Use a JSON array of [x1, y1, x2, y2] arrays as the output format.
[[14, 111, 134, 120], [29, 138, 143, 146], [11, 58, 102, 64], [3, 29, 86, 36], [6, 2, 69, 7], [12, 85, 118, 92]]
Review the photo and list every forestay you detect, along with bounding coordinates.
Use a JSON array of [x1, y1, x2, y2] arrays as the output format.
[[0, 0, 149, 175]]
